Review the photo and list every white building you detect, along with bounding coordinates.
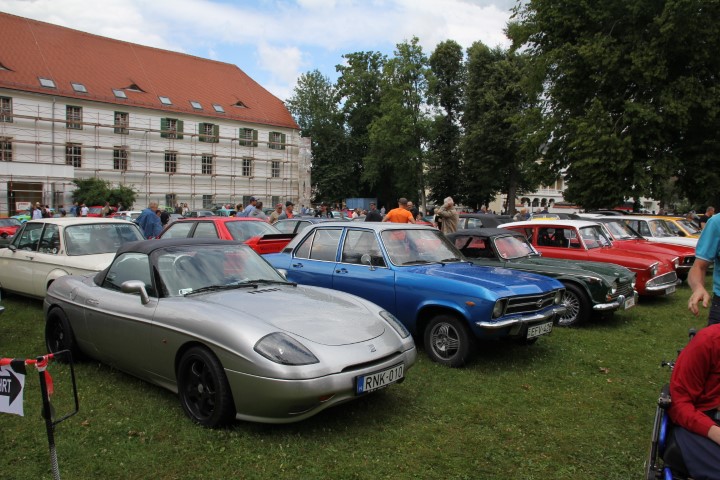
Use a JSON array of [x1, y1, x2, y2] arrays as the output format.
[[0, 12, 309, 215]]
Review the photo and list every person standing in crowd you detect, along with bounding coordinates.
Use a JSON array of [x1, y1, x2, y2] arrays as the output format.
[[135, 201, 163, 239], [315, 203, 333, 218], [159, 208, 170, 227], [69, 201, 79, 217], [278, 201, 295, 220], [699, 206, 715, 230], [407, 201, 420, 220], [668, 323, 720, 480], [80, 203, 89, 216], [269, 203, 283, 224], [102, 201, 111, 217], [365, 202, 383, 222], [249, 201, 267, 221], [31, 202, 43, 219], [688, 213, 720, 326], [434, 196, 459, 234], [58, 205, 66, 217], [182, 203, 189, 216], [382, 198, 416, 223], [239, 197, 257, 217]]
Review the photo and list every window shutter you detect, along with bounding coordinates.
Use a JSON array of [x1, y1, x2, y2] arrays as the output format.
[[280, 133, 286, 150], [199, 123, 206, 142], [252, 129, 258, 147], [176, 120, 184, 140], [267, 131, 274, 149], [213, 124, 220, 143], [160, 118, 168, 138]]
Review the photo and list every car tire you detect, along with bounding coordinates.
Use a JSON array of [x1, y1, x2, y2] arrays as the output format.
[[424, 314, 475, 368], [558, 283, 590, 327], [177, 346, 235, 428], [45, 308, 81, 362]]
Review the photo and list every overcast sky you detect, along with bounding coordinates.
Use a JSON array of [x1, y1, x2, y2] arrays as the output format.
[[2, 0, 516, 100]]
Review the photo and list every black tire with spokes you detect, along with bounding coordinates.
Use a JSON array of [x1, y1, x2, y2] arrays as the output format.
[[557, 283, 590, 327], [177, 346, 235, 428], [423, 314, 475, 368]]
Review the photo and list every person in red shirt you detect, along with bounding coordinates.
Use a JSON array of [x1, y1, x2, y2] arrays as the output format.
[[669, 324, 720, 479], [382, 197, 416, 224]]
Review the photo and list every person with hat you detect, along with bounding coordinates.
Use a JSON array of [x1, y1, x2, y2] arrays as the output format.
[[278, 201, 295, 220], [239, 197, 257, 217], [269, 203, 283, 224]]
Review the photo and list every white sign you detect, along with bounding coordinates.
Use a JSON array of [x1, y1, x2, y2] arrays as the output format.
[[0, 362, 26, 416], [15, 202, 31, 212]]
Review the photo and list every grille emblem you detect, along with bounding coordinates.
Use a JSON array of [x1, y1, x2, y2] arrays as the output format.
[[368, 344, 376, 353]]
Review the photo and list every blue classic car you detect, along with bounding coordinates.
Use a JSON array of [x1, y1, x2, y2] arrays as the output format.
[[264, 223, 566, 367]]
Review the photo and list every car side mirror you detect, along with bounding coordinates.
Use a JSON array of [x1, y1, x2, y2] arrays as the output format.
[[121, 280, 150, 305], [276, 268, 288, 279], [8, 244, 16, 252], [360, 253, 376, 270]]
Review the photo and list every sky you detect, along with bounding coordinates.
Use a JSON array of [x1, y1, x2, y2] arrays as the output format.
[[1, 0, 516, 101]]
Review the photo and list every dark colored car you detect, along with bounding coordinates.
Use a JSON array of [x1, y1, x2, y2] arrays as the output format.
[[457, 214, 513, 230], [264, 223, 567, 367], [159, 217, 294, 254], [273, 217, 348, 235], [447, 228, 637, 326]]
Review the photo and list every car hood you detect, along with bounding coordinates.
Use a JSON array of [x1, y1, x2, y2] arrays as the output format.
[[505, 256, 631, 280], [196, 285, 385, 346], [409, 263, 562, 295]]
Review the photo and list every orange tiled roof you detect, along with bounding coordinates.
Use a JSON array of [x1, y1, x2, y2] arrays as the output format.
[[0, 12, 298, 129]]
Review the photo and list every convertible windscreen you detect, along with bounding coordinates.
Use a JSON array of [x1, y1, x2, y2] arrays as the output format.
[[155, 244, 289, 297], [379, 229, 463, 266], [65, 223, 145, 255]]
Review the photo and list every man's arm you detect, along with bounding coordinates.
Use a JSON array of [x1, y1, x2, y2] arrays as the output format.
[[688, 258, 711, 316]]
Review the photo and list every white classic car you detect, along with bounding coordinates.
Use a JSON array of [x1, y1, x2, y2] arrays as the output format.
[[0, 217, 145, 299]]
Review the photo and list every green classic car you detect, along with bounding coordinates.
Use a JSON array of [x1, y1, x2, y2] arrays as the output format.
[[447, 228, 637, 327]]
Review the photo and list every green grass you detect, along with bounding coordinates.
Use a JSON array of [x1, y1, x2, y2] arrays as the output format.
[[0, 280, 708, 480]]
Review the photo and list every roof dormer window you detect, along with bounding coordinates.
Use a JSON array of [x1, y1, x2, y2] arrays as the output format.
[[39, 77, 56, 88], [113, 89, 128, 99], [234, 101, 247, 108], [213, 104, 225, 113], [71, 83, 87, 93], [159, 96, 172, 105], [190, 101, 202, 110], [125, 83, 144, 92]]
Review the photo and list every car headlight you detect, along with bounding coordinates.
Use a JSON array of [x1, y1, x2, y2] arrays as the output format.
[[492, 299, 507, 318], [673, 257, 679, 269], [380, 310, 410, 338], [650, 262, 659, 277], [554, 290, 563, 305], [254, 332, 319, 365], [610, 281, 618, 295]]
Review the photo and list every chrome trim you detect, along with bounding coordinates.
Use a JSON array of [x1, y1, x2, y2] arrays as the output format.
[[475, 305, 566, 329]]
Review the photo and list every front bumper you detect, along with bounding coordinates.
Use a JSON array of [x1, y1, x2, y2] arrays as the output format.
[[593, 291, 639, 311], [475, 305, 567, 330]]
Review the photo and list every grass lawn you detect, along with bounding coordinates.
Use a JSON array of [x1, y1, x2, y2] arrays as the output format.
[[0, 279, 708, 480]]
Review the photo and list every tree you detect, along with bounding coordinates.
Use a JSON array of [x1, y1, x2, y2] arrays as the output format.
[[462, 43, 544, 215], [365, 37, 431, 210], [72, 177, 136, 208], [508, 0, 720, 209], [426, 40, 465, 206], [285, 70, 348, 204]]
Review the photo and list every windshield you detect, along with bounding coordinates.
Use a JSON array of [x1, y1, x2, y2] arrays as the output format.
[[578, 226, 613, 249], [494, 235, 536, 259], [647, 219, 675, 237], [0, 218, 21, 227], [677, 219, 700, 235], [380, 228, 463, 266], [156, 244, 288, 297], [601, 220, 639, 240], [225, 220, 278, 241], [65, 223, 145, 255]]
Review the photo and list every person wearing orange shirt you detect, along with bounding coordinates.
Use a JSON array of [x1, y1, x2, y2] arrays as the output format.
[[382, 198, 416, 224]]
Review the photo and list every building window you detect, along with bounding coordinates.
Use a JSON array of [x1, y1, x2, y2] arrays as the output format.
[[190, 101, 202, 110], [159, 96, 172, 105], [201, 154, 214, 175], [268, 131, 286, 150], [39, 77, 56, 88], [114, 112, 129, 134], [161, 118, 183, 140], [112, 89, 128, 99], [213, 104, 225, 113], [71, 82, 87, 93], [0, 97, 12, 123], [199, 123, 219, 143], [0, 137, 12, 162], [65, 143, 82, 167], [239, 128, 258, 147], [66, 106, 82, 130], [165, 151, 177, 173], [271, 160, 281, 178], [242, 157, 253, 177], [113, 147, 128, 170], [202, 195, 214, 208]]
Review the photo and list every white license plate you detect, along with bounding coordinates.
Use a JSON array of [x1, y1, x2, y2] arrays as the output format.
[[624, 295, 636, 309], [666, 285, 676, 295], [527, 321, 553, 339], [356, 363, 404, 395]]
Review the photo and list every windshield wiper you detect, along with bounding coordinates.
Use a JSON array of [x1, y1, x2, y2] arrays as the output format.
[[241, 279, 297, 287], [439, 257, 463, 263], [401, 259, 434, 265], [184, 284, 257, 296]]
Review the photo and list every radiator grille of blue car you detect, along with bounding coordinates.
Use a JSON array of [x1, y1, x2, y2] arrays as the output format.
[[504, 290, 559, 315]]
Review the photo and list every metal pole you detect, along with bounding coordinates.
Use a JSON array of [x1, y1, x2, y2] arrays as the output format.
[[37, 356, 61, 480]]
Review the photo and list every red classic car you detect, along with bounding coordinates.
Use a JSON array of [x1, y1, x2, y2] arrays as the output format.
[[594, 218, 695, 280], [158, 217, 294, 254], [501, 220, 678, 296], [0, 217, 22, 239]]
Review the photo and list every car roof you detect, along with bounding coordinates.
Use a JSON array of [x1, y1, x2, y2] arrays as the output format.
[[502, 219, 601, 228], [22, 217, 136, 226], [447, 228, 523, 239], [282, 221, 441, 249], [599, 215, 667, 221], [276, 217, 348, 224], [459, 213, 512, 219], [175, 216, 264, 223], [116, 238, 247, 256]]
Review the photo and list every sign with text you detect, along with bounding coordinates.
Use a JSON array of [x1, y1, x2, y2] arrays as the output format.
[[0, 360, 26, 416], [16, 201, 32, 212]]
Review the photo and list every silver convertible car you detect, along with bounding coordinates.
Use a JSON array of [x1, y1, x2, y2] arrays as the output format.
[[44, 239, 416, 426]]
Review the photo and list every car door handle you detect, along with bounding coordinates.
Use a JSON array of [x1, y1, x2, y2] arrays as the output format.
[[291, 263, 303, 268], [85, 299, 99, 306], [335, 268, 348, 274]]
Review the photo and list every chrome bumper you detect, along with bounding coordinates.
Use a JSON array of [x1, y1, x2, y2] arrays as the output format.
[[475, 305, 567, 330], [593, 291, 639, 311]]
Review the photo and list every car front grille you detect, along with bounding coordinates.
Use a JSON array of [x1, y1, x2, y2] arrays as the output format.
[[615, 281, 634, 298], [646, 271, 678, 287], [505, 290, 559, 315]]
